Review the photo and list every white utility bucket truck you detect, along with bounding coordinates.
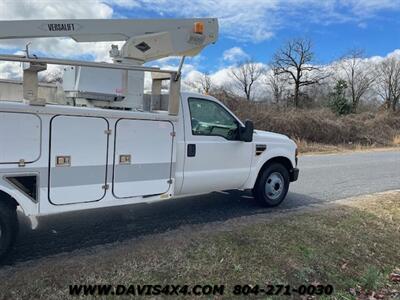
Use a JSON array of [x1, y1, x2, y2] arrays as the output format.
[[0, 18, 298, 260]]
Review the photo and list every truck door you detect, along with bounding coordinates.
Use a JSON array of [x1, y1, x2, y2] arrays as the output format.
[[180, 97, 253, 195], [49, 115, 109, 205]]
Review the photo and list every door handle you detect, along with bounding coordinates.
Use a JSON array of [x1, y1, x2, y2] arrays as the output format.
[[187, 144, 196, 157]]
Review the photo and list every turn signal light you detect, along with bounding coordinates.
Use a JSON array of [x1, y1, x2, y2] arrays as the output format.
[[193, 22, 204, 34]]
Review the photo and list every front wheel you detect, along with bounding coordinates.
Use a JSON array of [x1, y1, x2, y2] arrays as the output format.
[[253, 163, 290, 207], [0, 202, 18, 262]]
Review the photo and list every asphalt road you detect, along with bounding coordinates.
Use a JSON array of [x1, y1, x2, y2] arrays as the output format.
[[6, 150, 400, 264]]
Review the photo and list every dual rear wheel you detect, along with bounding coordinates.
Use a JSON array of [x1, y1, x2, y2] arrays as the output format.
[[0, 202, 18, 262]]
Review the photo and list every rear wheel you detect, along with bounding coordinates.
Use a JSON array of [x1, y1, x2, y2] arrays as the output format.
[[0, 202, 18, 262], [253, 163, 289, 207]]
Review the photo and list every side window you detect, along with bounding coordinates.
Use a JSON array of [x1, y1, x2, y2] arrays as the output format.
[[188, 98, 239, 140]]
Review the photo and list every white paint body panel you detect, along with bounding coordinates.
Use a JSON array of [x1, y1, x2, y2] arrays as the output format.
[[63, 67, 145, 110], [113, 119, 173, 198], [179, 94, 253, 194], [180, 139, 253, 194], [49, 115, 108, 205], [0, 92, 297, 219], [243, 130, 297, 190], [0, 112, 41, 164]]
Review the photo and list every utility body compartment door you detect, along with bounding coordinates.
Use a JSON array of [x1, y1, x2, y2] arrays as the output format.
[[113, 119, 173, 198], [0, 112, 41, 164], [49, 115, 109, 205]]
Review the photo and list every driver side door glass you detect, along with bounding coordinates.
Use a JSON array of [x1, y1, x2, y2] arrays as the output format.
[[188, 98, 238, 140]]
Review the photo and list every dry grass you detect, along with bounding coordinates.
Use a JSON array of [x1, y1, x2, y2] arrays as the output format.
[[0, 191, 399, 299], [217, 95, 400, 149], [393, 135, 400, 146], [295, 138, 400, 155]]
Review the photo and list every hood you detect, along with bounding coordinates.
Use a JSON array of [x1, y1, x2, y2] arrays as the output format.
[[253, 130, 290, 142]]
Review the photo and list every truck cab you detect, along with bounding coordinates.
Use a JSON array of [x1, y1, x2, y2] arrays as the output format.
[[176, 92, 299, 205]]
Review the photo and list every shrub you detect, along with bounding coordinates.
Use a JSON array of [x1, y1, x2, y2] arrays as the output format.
[[214, 92, 400, 146], [329, 80, 351, 116]]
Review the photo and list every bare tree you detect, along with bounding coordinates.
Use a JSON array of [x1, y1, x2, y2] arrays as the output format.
[[229, 60, 264, 101], [272, 38, 327, 108], [199, 72, 213, 95], [374, 56, 400, 112], [265, 70, 288, 106], [186, 72, 214, 94], [336, 49, 375, 113]]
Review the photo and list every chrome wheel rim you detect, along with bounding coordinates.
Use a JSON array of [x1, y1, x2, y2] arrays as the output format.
[[265, 172, 284, 200]]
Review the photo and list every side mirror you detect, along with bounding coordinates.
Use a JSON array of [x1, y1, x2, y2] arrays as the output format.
[[239, 120, 254, 142]]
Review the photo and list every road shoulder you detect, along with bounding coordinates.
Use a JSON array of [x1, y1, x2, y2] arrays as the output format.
[[0, 190, 399, 299]]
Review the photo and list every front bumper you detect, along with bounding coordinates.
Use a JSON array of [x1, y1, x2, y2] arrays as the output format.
[[289, 168, 299, 182]]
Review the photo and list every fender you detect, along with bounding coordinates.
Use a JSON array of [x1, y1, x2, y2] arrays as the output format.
[[243, 144, 296, 190], [0, 178, 39, 216]]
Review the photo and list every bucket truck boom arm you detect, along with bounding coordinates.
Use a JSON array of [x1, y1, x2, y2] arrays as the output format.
[[0, 18, 218, 63]]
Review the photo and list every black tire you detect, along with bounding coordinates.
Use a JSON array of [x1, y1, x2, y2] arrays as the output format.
[[0, 201, 18, 262], [253, 163, 290, 207]]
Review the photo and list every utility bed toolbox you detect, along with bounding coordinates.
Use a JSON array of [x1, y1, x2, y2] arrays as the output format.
[[0, 112, 41, 164], [113, 119, 174, 198]]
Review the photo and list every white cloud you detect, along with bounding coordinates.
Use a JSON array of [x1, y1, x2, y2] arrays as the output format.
[[0, 0, 118, 81], [223, 47, 249, 63], [388, 49, 400, 59], [0, 61, 21, 79], [0, 1, 111, 30], [0, 0, 399, 87], [101, 0, 400, 42], [0, 0, 398, 62], [182, 61, 269, 99], [0, 0, 113, 20], [180, 49, 400, 100], [0, 0, 120, 81], [112, 0, 279, 42], [0, 0, 116, 61], [106, 0, 140, 9], [339, 0, 400, 17]]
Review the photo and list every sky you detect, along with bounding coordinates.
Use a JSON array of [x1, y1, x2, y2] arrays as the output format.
[[0, 0, 399, 84]]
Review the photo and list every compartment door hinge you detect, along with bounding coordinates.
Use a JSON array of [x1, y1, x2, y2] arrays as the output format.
[[18, 159, 26, 167], [104, 129, 112, 135], [102, 184, 110, 190]]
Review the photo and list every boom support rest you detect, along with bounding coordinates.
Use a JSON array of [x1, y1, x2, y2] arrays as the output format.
[[22, 62, 47, 106]]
